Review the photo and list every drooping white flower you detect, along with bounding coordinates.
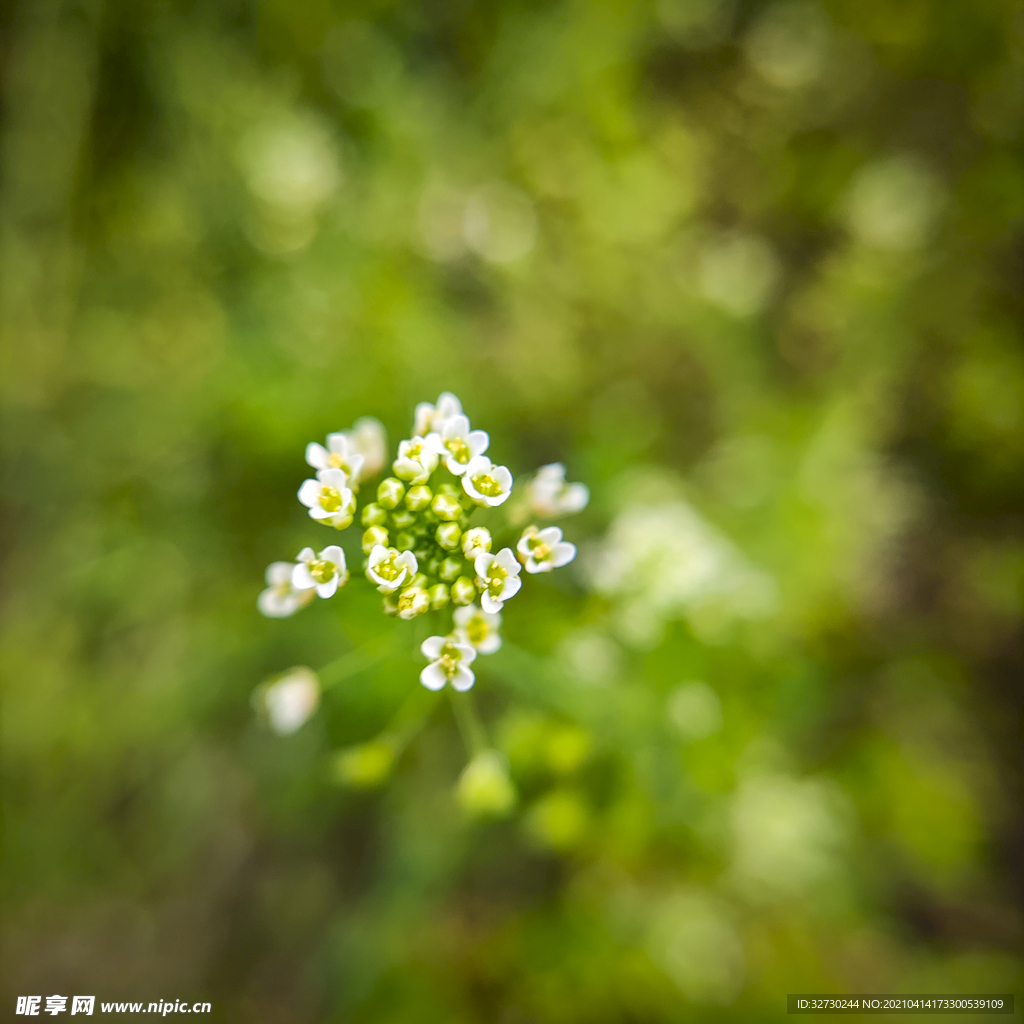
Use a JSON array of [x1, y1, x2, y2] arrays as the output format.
[[305, 434, 366, 486], [414, 391, 462, 435], [292, 545, 348, 599], [349, 417, 388, 479], [526, 463, 589, 517], [260, 667, 320, 734], [517, 525, 577, 574], [366, 545, 418, 593], [453, 603, 502, 654], [427, 414, 489, 476], [419, 634, 477, 691], [461, 526, 492, 561], [392, 436, 439, 485], [474, 547, 522, 614], [297, 468, 357, 527], [258, 561, 316, 617], [462, 455, 513, 507]]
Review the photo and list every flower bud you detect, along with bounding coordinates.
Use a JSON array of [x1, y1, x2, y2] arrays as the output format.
[[457, 750, 517, 817], [436, 482, 460, 497], [397, 585, 430, 619], [436, 521, 463, 550], [428, 583, 450, 610], [461, 526, 492, 561], [361, 502, 389, 527], [395, 531, 416, 551], [405, 484, 433, 511], [390, 508, 416, 529], [439, 556, 463, 582], [410, 572, 429, 590], [431, 492, 462, 521], [333, 741, 395, 789], [377, 477, 405, 509], [362, 525, 389, 554], [382, 594, 399, 616], [427, 556, 442, 577], [451, 576, 476, 605]]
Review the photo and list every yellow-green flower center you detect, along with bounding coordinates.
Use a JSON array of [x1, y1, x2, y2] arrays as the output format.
[[310, 559, 336, 584], [327, 453, 348, 471], [473, 472, 503, 497], [465, 616, 489, 645], [375, 556, 401, 581], [319, 486, 343, 512], [529, 540, 552, 561], [485, 564, 507, 597], [438, 642, 461, 677], [445, 437, 471, 464]]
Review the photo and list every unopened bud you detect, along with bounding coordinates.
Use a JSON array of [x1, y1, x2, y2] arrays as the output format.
[[395, 531, 416, 551], [391, 508, 416, 529], [377, 477, 405, 509], [362, 525, 389, 553], [362, 502, 389, 527], [439, 556, 463, 582], [405, 484, 433, 511], [436, 521, 463, 550], [461, 527, 492, 560], [451, 576, 476, 605], [429, 583, 450, 610], [397, 585, 430, 619], [431, 492, 462, 521]]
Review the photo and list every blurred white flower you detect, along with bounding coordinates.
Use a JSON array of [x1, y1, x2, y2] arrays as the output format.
[[463, 182, 538, 264], [475, 547, 523, 614], [297, 468, 356, 528], [392, 436, 439, 484], [366, 545, 418, 594], [517, 525, 577, 574], [260, 667, 321, 735], [414, 391, 462, 435], [258, 561, 315, 618], [527, 463, 589, 518], [555, 629, 622, 686], [462, 455, 513, 507], [305, 434, 366, 484], [698, 232, 780, 317], [349, 417, 388, 478], [420, 635, 477, 691], [292, 545, 348, 599], [453, 603, 502, 654], [844, 154, 942, 251], [427, 413, 489, 476]]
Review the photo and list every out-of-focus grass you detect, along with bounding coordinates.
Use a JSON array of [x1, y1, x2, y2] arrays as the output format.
[[1, 0, 1022, 1020]]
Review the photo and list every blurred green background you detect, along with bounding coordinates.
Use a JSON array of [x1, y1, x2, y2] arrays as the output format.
[[2, 0, 1023, 1020]]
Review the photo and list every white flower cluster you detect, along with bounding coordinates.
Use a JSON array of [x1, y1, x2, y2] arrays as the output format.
[[258, 393, 588, 693]]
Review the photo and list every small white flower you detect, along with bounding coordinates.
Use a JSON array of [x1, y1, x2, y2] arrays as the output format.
[[305, 434, 366, 485], [517, 525, 577, 574], [461, 526, 492, 561], [474, 547, 522, 614], [366, 545, 418, 593], [419, 634, 477, 691], [462, 455, 513, 507], [527, 463, 589, 517], [427, 414, 489, 476], [349, 416, 388, 478], [261, 667, 320, 734], [414, 391, 462, 435], [298, 468, 357, 527], [392, 436, 439, 484], [258, 561, 316, 617], [453, 603, 502, 654], [292, 545, 348, 599]]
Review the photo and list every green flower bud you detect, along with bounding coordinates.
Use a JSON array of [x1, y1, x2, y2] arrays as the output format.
[[437, 482, 460, 497], [377, 477, 405, 509], [361, 502, 389, 527], [457, 750, 517, 818], [421, 509, 440, 526], [436, 521, 463, 550], [405, 484, 433, 511], [427, 557, 442, 577], [451, 576, 476, 605], [429, 583, 450, 610], [395, 531, 416, 551], [439, 556, 463, 582], [431, 492, 463, 521], [390, 508, 416, 529], [333, 741, 395, 789], [410, 572, 429, 590], [362, 525, 389, 554]]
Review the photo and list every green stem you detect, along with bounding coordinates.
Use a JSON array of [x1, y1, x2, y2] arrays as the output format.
[[385, 686, 442, 754], [317, 636, 390, 688], [449, 688, 486, 756]]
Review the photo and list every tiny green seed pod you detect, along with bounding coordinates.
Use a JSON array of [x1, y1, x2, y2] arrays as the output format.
[[436, 521, 463, 550], [405, 484, 433, 511], [428, 583, 450, 610], [390, 508, 416, 529], [451, 576, 477, 605], [362, 502, 389, 528], [431, 492, 462, 521], [377, 477, 406, 509], [395, 531, 416, 551], [362, 525, 389, 554], [439, 556, 463, 582]]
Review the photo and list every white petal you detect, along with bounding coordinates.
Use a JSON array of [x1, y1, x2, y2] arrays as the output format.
[[467, 430, 489, 456], [258, 588, 293, 617], [421, 635, 446, 659], [326, 432, 350, 454], [420, 662, 447, 691], [305, 442, 329, 469], [475, 552, 495, 577], [267, 561, 293, 585], [480, 593, 503, 614], [454, 643, 477, 664], [308, 506, 333, 520], [446, 455, 471, 476], [321, 545, 345, 570], [464, 454, 492, 477], [368, 545, 389, 568], [494, 548, 519, 574], [297, 547, 315, 563], [444, 414, 470, 439], [516, 534, 533, 557], [437, 392, 462, 416], [316, 577, 339, 599], [450, 665, 476, 691], [396, 550, 419, 575], [524, 558, 550, 574], [425, 432, 446, 455], [538, 463, 565, 480], [493, 465, 513, 490], [487, 489, 511, 507], [477, 634, 502, 655], [292, 563, 316, 590], [452, 605, 475, 628], [562, 482, 589, 513], [551, 542, 576, 568], [538, 526, 563, 545], [298, 479, 321, 508], [318, 467, 349, 489], [500, 575, 522, 601]]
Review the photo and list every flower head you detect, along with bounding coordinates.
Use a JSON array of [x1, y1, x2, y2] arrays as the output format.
[[517, 525, 577, 574], [474, 547, 522, 614], [258, 561, 316, 617], [349, 417, 387, 479], [453, 603, 502, 654], [292, 545, 348, 599], [366, 545, 418, 593], [414, 391, 462, 436], [420, 635, 477, 691], [527, 463, 589, 517], [392, 436, 439, 485], [305, 435, 366, 486], [259, 667, 320, 734], [427, 414, 489, 476], [462, 455, 513, 507], [298, 468, 357, 528]]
